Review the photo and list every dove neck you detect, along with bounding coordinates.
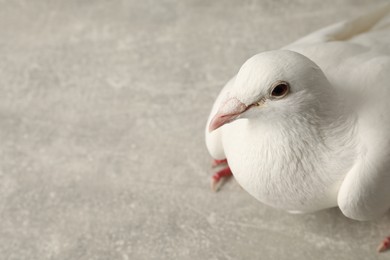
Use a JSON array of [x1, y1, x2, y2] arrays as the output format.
[[257, 96, 357, 179], [270, 100, 356, 149]]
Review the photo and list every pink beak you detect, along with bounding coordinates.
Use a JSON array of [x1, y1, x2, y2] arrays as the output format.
[[209, 98, 248, 132]]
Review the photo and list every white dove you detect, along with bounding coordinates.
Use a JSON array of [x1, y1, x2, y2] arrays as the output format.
[[205, 4, 390, 252]]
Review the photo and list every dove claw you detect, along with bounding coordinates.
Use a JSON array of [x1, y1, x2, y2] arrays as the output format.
[[212, 159, 228, 168], [377, 237, 390, 253], [211, 166, 232, 192]]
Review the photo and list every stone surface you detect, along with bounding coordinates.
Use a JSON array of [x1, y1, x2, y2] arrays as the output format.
[[0, 0, 389, 259]]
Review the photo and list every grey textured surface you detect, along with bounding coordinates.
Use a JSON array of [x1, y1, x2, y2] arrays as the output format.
[[1, 0, 390, 259]]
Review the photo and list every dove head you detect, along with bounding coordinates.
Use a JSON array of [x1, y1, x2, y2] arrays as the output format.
[[209, 50, 333, 132]]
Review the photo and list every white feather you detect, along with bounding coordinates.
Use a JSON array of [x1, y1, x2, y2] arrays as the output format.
[[205, 4, 390, 220]]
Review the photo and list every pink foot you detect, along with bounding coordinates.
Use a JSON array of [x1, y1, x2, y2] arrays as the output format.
[[212, 159, 228, 168], [377, 237, 390, 253], [211, 166, 232, 192]]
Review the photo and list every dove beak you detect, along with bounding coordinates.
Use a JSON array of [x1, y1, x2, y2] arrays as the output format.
[[209, 98, 248, 132]]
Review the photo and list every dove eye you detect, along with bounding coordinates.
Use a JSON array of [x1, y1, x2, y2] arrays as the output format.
[[270, 81, 289, 98]]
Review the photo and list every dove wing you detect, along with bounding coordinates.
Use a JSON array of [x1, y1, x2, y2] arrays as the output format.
[[337, 56, 390, 221], [338, 109, 390, 220]]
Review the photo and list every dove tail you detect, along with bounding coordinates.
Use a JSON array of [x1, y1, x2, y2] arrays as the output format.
[[332, 2, 390, 41], [285, 3, 390, 47]]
